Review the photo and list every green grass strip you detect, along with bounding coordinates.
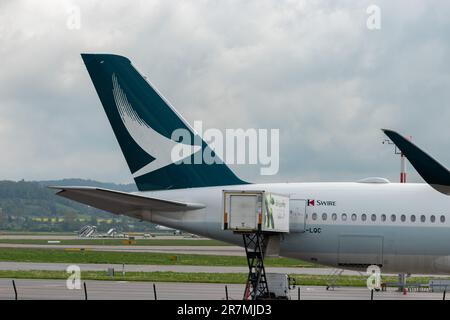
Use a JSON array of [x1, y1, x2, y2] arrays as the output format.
[[0, 248, 317, 267], [0, 270, 446, 287]]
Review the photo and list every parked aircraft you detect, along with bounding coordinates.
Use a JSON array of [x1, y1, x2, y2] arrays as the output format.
[[52, 54, 450, 274], [155, 225, 182, 235]]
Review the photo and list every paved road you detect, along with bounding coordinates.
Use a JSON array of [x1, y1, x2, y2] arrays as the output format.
[[0, 235, 208, 240], [0, 262, 333, 275], [0, 279, 445, 300], [0, 243, 245, 256]]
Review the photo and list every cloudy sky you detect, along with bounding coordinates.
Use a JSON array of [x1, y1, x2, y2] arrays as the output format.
[[0, 0, 449, 184]]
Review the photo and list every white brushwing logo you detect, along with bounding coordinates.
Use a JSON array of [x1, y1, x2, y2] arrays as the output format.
[[112, 74, 201, 178]]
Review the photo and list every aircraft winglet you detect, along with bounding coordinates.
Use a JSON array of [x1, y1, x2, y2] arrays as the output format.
[[382, 129, 450, 195]]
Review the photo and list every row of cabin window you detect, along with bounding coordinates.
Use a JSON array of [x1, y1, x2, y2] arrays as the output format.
[[310, 212, 446, 223]]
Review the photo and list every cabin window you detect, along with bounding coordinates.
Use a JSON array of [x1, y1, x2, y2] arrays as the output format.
[[381, 214, 386, 222], [371, 214, 376, 222], [312, 213, 318, 221], [411, 215, 416, 222], [430, 215, 436, 223], [420, 215, 426, 223], [391, 214, 396, 222], [351, 214, 357, 221], [361, 214, 367, 221], [332, 213, 337, 221], [441, 215, 446, 223], [401, 215, 406, 222], [322, 213, 327, 221], [342, 213, 347, 221]]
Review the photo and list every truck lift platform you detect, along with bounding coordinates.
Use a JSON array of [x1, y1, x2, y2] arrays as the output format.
[[242, 232, 270, 299], [223, 190, 290, 300]]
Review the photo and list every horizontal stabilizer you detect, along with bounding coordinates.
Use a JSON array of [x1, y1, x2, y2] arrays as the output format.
[[382, 129, 450, 195], [50, 186, 205, 217]]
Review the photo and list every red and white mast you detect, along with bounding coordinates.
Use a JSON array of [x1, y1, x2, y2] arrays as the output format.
[[383, 135, 411, 183], [400, 151, 406, 183], [383, 134, 411, 292], [399, 136, 412, 183]]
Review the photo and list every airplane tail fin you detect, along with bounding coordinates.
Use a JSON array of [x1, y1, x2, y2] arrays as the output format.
[[382, 129, 450, 195], [81, 53, 247, 191]]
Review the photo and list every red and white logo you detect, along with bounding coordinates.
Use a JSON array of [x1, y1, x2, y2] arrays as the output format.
[[307, 199, 315, 206]]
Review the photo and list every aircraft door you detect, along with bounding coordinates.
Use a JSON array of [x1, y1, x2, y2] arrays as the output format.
[[289, 199, 306, 232]]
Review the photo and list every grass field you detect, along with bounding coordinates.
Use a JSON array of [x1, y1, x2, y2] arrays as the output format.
[[0, 239, 230, 246], [0, 248, 318, 267], [0, 232, 74, 236], [0, 270, 444, 287]]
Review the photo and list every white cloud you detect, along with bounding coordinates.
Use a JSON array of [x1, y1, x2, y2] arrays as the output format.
[[0, 0, 449, 184]]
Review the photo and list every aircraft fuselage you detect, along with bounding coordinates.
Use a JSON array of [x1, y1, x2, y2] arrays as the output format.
[[139, 182, 450, 275]]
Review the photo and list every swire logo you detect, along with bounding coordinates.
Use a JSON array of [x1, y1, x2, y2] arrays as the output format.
[[307, 199, 336, 206]]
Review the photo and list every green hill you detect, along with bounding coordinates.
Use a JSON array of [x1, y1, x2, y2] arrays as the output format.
[[0, 179, 155, 232]]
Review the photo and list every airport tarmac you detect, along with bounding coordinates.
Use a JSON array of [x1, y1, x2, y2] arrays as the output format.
[[0, 243, 245, 256], [0, 235, 208, 240], [0, 279, 445, 300], [0, 262, 335, 275]]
